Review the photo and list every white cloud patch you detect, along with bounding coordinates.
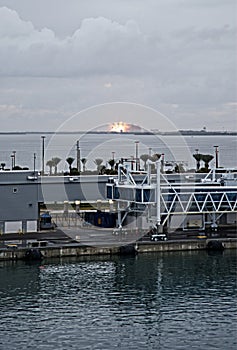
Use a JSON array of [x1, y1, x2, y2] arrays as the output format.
[[0, 6, 33, 37], [0, 8, 147, 77], [1, 6, 234, 82]]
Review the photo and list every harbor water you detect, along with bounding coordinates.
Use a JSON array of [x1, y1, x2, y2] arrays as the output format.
[[0, 250, 236, 350], [0, 134, 236, 171]]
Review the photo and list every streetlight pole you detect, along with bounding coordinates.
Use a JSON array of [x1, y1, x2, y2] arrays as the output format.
[[135, 141, 139, 171], [161, 153, 165, 173], [11, 154, 14, 170], [76, 140, 81, 173], [41, 136, 45, 175], [130, 156, 134, 171], [33, 153, 36, 175], [12, 151, 16, 168], [214, 146, 219, 168]]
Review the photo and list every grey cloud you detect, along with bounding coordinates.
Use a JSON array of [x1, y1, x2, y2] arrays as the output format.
[[178, 0, 236, 7], [0, 9, 149, 77], [0, 6, 235, 87], [173, 25, 236, 49], [0, 6, 33, 37], [0, 3, 236, 131]]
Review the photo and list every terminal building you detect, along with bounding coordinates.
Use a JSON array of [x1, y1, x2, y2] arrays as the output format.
[[0, 168, 236, 235], [0, 171, 109, 234]]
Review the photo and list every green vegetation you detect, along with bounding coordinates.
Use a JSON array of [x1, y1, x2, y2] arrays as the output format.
[[66, 157, 75, 174], [193, 153, 214, 172]]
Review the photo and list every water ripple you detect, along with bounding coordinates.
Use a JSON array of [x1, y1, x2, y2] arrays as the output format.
[[0, 251, 236, 350]]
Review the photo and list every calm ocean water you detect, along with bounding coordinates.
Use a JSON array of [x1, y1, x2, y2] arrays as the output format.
[[0, 134, 236, 171], [0, 250, 236, 350]]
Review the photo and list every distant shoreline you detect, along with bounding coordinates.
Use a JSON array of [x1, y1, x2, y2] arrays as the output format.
[[0, 131, 237, 136]]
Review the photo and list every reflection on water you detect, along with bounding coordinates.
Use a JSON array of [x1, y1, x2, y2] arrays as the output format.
[[0, 250, 236, 350]]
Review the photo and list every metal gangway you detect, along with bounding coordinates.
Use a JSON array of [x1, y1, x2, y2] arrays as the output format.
[[106, 162, 237, 232]]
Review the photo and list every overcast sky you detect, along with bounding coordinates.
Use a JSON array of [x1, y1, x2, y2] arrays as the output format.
[[0, 0, 236, 132]]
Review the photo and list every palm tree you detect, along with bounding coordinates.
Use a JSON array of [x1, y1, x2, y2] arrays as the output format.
[[201, 154, 214, 170], [108, 159, 115, 170], [99, 165, 106, 175], [51, 157, 61, 175], [140, 154, 149, 170], [193, 153, 202, 171], [149, 153, 161, 162], [174, 163, 185, 173], [46, 160, 54, 175], [94, 158, 103, 173], [81, 158, 87, 172], [66, 157, 75, 174]]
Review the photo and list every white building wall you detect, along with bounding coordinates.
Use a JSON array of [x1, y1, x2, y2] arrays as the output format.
[[27, 220, 37, 232], [5, 221, 22, 233]]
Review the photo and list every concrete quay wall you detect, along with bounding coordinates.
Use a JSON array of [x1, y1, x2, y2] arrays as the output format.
[[0, 245, 120, 261], [0, 238, 236, 261], [136, 238, 237, 253]]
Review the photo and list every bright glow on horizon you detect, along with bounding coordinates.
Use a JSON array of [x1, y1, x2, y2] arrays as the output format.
[[110, 122, 130, 133]]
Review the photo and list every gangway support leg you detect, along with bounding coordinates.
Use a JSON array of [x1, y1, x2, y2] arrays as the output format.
[[211, 212, 218, 231], [156, 160, 161, 226], [118, 202, 122, 229], [157, 225, 163, 233]]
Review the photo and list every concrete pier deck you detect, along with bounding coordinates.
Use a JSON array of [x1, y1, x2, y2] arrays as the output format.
[[0, 227, 236, 261]]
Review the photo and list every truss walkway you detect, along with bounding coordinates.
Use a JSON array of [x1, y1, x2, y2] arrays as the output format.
[[106, 163, 237, 230]]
